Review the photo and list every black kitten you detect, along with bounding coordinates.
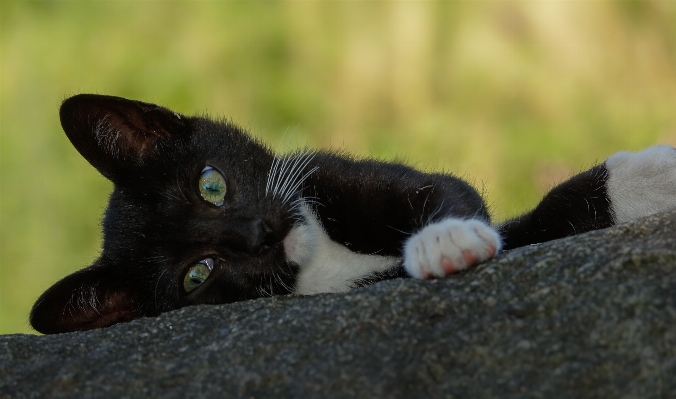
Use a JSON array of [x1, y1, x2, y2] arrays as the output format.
[[30, 94, 676, 334]]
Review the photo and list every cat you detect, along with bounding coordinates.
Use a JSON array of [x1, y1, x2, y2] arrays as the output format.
[[30, 94, 676, 334]]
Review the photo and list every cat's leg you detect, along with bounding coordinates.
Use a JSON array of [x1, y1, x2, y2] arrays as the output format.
[[304, 153, 501, 282], [500, 145, 676, 250], [605, 145, 676, 224], [402, 218, 502, 279]]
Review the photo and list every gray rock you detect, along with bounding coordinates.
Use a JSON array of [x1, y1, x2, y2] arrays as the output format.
[[2, 212, 676, 399]]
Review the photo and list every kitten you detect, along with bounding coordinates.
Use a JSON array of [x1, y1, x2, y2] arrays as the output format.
[[30, 94, 676, 334]]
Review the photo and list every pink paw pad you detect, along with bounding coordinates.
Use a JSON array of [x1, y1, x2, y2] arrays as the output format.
[[403, 218, 502, 279]]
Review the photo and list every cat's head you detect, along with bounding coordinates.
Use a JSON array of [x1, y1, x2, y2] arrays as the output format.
[[30, 94, 312, 334]]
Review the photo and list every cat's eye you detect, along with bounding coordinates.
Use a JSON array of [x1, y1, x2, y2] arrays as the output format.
[[183, 258, 214, 293], [199, 166, 226, 206]]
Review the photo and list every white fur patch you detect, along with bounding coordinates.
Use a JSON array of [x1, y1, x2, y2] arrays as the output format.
[[287, 204, 400, 295], [403, 218, 502, 279], [606, 145, 676, 224]]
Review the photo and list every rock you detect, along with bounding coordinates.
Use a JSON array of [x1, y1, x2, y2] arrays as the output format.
[[1, 212, 676, 399]]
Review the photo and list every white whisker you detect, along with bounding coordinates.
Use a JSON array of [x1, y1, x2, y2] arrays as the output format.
[[273, 154, 293, 199], [275, 271, 293, 293], [154, 269, 169, 311], [278, 150, 314, 202], [283, 166, 319, 205], [276, 152, 306, 200], [267, 127, 292, 197]]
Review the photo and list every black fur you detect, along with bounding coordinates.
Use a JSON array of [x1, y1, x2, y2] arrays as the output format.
[[499, 164, 614, 250], [307, 154, 488, 255], [30, 94, 620, 334]]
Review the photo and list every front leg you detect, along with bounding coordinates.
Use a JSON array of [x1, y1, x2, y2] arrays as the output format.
[[302, 153, 501, 282]]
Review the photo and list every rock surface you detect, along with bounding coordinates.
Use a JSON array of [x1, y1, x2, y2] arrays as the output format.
[[2, 212, 676, 399]]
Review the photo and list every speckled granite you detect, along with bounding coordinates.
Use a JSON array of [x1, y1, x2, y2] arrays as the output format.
[[2, 212, 675, 399]]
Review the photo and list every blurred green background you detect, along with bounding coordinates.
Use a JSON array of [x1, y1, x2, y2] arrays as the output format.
[[2, 0, 676, 335]]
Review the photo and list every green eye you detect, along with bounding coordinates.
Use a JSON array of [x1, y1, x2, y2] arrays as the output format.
[[183, 258, 214, 293], [199, 166, 226, 206]]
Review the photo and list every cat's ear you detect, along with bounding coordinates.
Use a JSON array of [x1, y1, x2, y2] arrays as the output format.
[[59, 94, 189, 181], [30, 260, 139, 334]]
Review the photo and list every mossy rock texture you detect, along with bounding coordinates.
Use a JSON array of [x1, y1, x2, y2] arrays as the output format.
[[2, 212, 676, 399]]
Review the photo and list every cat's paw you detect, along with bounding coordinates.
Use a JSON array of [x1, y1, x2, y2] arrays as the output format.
[[606, 145, 676, 224], [403, 218, 502, 279]]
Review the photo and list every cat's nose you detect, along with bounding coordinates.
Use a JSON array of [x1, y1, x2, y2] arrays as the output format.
[[229, 217, 276, 254], [250, 218, 275, 254]]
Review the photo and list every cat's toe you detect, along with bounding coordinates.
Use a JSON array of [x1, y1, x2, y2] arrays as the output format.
[[403, 218, 502, 279]]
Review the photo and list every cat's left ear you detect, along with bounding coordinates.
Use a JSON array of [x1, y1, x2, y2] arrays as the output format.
[[59, 94, 190, 181], [30, 259, 140, 334]]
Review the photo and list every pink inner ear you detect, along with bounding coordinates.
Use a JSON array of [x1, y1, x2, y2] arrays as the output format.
[[60, 94, 187, 182], [93, 103, 183, 162], [104, 115, 162, 160], [31, 287, 138, 334], [65, 291, 138, 332], [30, 263, 141, 334]]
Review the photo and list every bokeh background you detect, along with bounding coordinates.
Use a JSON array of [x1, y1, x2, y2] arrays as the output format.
[[2, 0, 676, 334]]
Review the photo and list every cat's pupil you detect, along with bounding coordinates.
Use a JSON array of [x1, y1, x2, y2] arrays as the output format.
[[198, 167, 226, 206], [183, 258, 214, 293], [204, 183, 220, 193]]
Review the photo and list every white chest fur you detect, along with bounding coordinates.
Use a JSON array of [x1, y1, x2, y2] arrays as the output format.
[[284, 204, 400, 295]]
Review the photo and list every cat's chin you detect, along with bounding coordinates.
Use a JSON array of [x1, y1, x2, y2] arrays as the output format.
[[283, 222, 315, 267], [282, 202, 319, 267]]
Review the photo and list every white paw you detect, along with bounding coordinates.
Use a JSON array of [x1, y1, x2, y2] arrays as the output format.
[[606, 145, 676, 224], [403, 218, 502, 279]]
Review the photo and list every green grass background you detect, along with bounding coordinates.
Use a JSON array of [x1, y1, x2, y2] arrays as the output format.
[[2, 0, 676, 335]]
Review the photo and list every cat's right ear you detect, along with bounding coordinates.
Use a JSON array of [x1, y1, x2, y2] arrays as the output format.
[[30, 260, 140, 334], [60, 94, 190, 181]]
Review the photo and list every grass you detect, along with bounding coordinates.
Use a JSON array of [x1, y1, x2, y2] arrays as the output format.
[[2, 0, 676, 334]]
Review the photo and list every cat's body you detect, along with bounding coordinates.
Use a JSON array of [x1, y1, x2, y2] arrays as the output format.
[[30, 94, 676, 334]]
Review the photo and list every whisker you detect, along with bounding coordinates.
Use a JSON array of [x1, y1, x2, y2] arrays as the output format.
[[426, 199, 446, 225], [281, 150, 314, 189], [273, 154, 293, 199], [275, 271, 293, 293], [276, 151, 308, 201], [279, 151, 315, 203], [154, 269, 169, 312], [175, 174, 189, 203], [386, 224, 411, 236], [283, 166, 319, 205], [267, 127, 292, 197]]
